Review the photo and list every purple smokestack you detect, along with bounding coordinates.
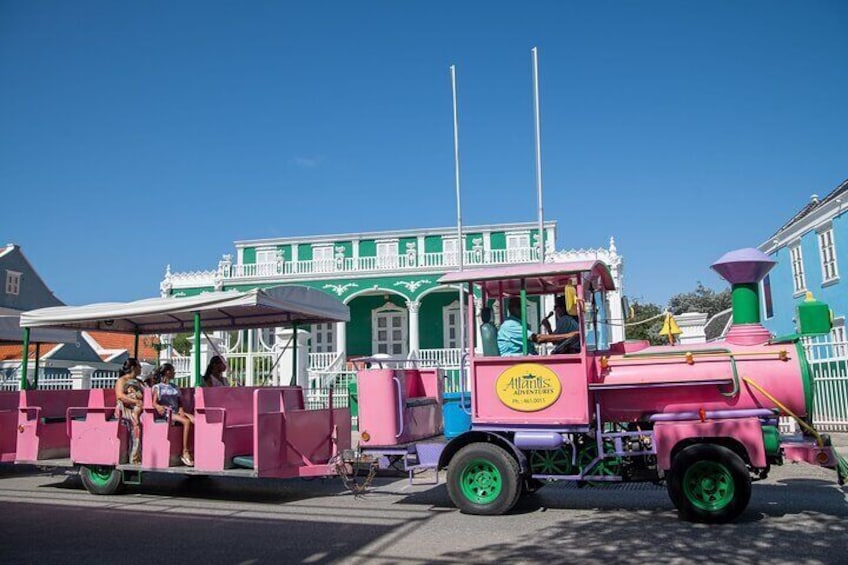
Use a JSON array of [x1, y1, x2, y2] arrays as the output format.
[[711, 248, 776, 285]]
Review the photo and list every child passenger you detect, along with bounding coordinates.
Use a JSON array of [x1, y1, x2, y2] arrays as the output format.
[[152, 363, 194, 467]]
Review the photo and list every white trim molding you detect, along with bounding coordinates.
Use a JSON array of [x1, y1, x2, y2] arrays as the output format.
[[789, 242, 807, 296], [816, 224, 839, 285]]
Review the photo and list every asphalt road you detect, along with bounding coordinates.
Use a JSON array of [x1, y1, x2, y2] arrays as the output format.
[[0, 458, 846, 565]]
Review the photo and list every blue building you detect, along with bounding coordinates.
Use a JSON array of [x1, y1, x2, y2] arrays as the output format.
[[759, 179, 847, 344]]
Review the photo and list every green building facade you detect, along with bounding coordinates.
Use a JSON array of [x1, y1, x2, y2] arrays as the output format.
[[160, 222, 624, 376]]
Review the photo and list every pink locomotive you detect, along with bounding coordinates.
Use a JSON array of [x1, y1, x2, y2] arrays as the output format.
[[355, 248, 844, 522]]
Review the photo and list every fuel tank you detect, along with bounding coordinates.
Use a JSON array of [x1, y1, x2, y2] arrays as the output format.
[[594, 338, 810, 422]]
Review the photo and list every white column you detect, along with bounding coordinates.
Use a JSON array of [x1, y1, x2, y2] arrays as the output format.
[[245, 330, 255, 386], [473, 296, 483, 354], [69, 365, 94, 390], [335, 321, 347, 362], [352, 239, 360, 270], [417, 235, 425, 267], [408, 301, 420, 355], [483, 231, 492, 262], [159, 334, 174, 365], [275, 328, 310, 388], [677, 312, 708, 344], [607, 289, 625, 344]]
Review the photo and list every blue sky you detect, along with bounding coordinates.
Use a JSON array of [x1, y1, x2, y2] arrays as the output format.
[[2, 1, 846, 306]]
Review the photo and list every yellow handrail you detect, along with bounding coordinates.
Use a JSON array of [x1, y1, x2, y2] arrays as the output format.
[[742, 376, 824, 447]]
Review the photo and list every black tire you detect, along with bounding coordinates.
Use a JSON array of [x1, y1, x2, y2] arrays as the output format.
[[667, 444, 751, 523], [447, 443, 521, 515], [80, 465, 124, 495]]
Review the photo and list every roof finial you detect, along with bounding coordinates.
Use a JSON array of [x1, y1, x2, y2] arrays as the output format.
[[811, 194, 820, 204], [609, 236, 617, 255]]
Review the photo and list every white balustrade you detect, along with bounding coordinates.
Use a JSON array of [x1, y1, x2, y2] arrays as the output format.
[[169, 247, 543, 284], [308, 352, 337, 371], [416, 348, 463, 368]]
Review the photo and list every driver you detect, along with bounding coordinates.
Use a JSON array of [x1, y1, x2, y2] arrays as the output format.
[[533, 296, 581, 354]]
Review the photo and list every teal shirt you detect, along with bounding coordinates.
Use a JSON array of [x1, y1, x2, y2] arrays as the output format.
[[497, 315, 536, 356]]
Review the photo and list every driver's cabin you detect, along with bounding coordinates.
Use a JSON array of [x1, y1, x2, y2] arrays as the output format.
[[438, 260, 617, 428]]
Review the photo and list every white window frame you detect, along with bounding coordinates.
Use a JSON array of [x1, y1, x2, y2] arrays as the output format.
[[443, 237, 459, 266], [443, 300, 461, 348], [311, 322, 336, 354], [789, 243, 806, 295], [376, 240, 399, 269], [506, 232, 532, 262], [372, 302, 408, 356], [255, 248, 276, 264], [817, 226, 839, 284], [761, 274, 774, 320], [5, 271, 21, 296], [313, 245, 335, 273]]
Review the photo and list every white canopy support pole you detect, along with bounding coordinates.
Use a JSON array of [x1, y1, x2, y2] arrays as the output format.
[[450, 64, 466, 384], [532, 46, 545, 264]]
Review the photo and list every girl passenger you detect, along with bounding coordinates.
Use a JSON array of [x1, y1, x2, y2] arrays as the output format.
[[152, 363, 194, 467]]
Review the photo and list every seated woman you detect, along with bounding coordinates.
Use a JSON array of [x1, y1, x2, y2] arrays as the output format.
[[115, 358, 145, 464], [202, 355, 230, 387], [152, 363, 194, 467]]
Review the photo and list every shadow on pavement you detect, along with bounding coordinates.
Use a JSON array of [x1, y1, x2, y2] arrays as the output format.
[[0, 500, 402, 564]]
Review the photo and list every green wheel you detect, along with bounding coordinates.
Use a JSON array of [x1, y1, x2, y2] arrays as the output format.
[[530, 446, 574, 475], [667, 444, 751, 523], [447, 443, 521, 515], [578, 441, 621, 485], [80, 465, 124, 495]]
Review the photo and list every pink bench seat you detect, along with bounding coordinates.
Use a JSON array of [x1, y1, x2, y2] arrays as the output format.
[[67, 389, 128, 466], [254, 387, 350, 478], [17, 390, 90, 462], [141, 388, 195, 468], [357, 369, 443, 447], [194, 387, 256, 472], [0, 391, 20, 463]]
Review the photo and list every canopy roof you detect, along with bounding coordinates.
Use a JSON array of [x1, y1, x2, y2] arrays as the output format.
[[20, 285, 349, 335], [438, 260, 615, 297], [0, 315, 79, 344]]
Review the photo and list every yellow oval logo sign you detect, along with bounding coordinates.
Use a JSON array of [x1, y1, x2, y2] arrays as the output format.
[[495, 363, 562, 412]]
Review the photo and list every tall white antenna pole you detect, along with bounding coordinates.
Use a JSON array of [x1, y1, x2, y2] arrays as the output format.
[[532, 47, 545, 264], [450, 64, 466, 369]]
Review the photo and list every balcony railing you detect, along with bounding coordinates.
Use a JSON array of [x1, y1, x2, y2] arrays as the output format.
[[181, 247, 543, 285]]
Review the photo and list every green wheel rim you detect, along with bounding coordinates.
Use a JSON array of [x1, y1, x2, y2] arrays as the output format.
[[459, 458, 503, 504], [683, 461, 735, 511], [578, 442, 621, 482], [530, 447, 573, 475], [86, 466, 115, 487]]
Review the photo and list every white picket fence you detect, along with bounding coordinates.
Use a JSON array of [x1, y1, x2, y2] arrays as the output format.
[[802, 335, 848, 431]]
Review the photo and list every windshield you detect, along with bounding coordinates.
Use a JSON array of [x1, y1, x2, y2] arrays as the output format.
[[584, 290, 610, 351]]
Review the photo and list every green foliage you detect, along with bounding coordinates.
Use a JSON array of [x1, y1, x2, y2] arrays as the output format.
[[625, 300, 665, 345], [668, 283, 732, 340], [172, 333, 192, 356], [668, 283, 731, 319]]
